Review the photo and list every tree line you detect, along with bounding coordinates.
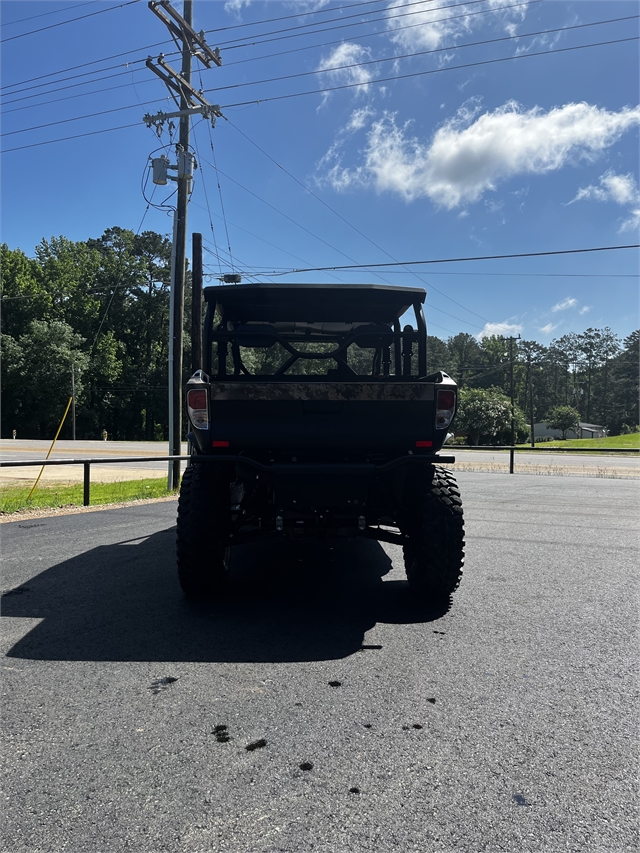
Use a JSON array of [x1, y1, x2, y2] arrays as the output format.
[[1, 227, 638, 441]]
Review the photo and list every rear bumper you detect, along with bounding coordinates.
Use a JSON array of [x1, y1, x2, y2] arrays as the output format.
[[189, 453, 455, 472]]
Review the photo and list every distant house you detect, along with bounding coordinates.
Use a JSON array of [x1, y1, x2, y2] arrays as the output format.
[[534, 422, 608, 440]]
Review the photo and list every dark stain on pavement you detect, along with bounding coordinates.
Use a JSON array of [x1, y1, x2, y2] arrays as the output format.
[[149, 676, 179, 694], [245, 739, 267, 752], [213, 725, 231, 743]]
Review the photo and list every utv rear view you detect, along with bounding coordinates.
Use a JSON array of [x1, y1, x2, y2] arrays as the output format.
[[178, 283, 464, 602]]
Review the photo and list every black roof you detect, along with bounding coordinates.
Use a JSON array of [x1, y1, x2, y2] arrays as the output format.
[[204, 283, 425, 325]]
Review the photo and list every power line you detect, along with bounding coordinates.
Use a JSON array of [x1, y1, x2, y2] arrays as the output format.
[[0, 0, 515, 103], [351, 271, 640, 278], [1, 122, 141, 154], [4, 32, 634, 152], [4, 13, 632, 122], [2, 0, 102, 27], [206, 16, 638, 98], [0, 0, 141, 44], [0, 42, 167, 93], [196, 154, 362, 280], [225, 117, 491, 325], [212, 0, 492, 51], [226, 0, 534, 69], [220, 36, 639, 109], [259, 245, 639, 275], [0, 0, 547, 113], [206, 0, 391, 37], [0, 0, 439, 93], [189, 198, 351, 280], [2, 97, 168, 138]]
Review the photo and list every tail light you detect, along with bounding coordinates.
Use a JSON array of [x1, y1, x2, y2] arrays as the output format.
[[436, 389, 456, 430], [187, 388, 209, 429]]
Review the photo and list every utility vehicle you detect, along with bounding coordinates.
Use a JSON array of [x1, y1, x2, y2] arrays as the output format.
[[179, 283, 464, 600]]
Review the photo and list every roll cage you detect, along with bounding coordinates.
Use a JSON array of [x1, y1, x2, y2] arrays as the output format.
[[203, 283, 428, 380]]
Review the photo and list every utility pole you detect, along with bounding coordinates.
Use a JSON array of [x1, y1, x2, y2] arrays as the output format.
[[143, 0, 222, 490], [528, 352, 535, 448], [509, 337, 515, 446], [191, 232, 203, 373], [170, 0, 193, 491], [506, 335, 520, 471], [71, 362, 76, 440]]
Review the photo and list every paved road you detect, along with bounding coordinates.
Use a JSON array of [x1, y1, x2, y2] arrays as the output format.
[[2, 472, 638, 852], [452, 448, 639, 477], [1, 440, 638, 483], [0, 440, 190, 483]]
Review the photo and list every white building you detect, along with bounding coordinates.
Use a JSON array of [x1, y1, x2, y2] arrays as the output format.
[[533, 422, 608, 440]]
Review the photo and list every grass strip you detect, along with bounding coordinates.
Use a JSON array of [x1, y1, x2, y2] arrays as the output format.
[[516, 434, 639, 451], [0, 478, 177, 514]]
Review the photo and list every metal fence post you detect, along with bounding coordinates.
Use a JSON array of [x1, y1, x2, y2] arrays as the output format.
[[83, 462, 91, 506], [510, 446, 515, 474]]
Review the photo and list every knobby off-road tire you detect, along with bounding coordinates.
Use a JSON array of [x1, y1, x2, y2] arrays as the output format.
[[402, 465, 465, 601], [177, 462, 231, 598]]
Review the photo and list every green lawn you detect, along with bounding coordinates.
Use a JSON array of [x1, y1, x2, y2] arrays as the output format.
[[520, 434, 640, 450], [0, 478, 178, 515]]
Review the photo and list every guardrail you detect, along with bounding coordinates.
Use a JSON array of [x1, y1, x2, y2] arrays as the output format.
[[450, 445, 639, 474], [1, 447, 636, 505], [0, 455, 185, 506]]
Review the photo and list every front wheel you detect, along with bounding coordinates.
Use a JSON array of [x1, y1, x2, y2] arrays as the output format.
[[401, 465, 465, 601], [176, 462, 231, 599]]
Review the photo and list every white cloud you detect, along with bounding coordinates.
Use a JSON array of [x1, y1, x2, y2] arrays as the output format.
[[224, 0, 251, 11], [347, 107, 375, 132], [620, 209, 640, 233], [570, 171, 639, 205], [316, 43, 376, 103], [226, 0, 331, 14], [539, 323, 559, 335], [568, 171, 640, 234], [514, 29, 563, 57], [477, 321, 523, 340], [579, 306, 591, 315], [386, 0, 529, 53], [552, 297, 577, 312], [319, 102, 640, 207]]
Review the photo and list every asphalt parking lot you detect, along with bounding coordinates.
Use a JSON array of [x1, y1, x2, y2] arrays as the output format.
[[2, 472, 638, 852]]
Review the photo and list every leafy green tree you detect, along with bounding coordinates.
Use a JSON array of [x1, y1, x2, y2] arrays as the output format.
[[0, 244, 50, 337], [426, 335, 452, 375], [545, 405, 581, 439], [4, 320, 89, 437], [446, 332, 483, 387], [455, 386, 524, 445], [576, 327, 620, 422], [34, 236, 103, 338], [607, 330, 639, 433]]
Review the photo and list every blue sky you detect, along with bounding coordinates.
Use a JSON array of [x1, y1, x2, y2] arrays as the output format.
[[1, 0, 638, 343]]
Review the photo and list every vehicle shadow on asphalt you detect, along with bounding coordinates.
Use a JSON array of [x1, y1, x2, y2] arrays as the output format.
[[2, 528, 450, 663]]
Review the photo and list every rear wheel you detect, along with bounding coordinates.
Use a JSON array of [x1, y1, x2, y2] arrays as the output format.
[[177, 462, 231, 598], [401, 465, 465, 601]]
